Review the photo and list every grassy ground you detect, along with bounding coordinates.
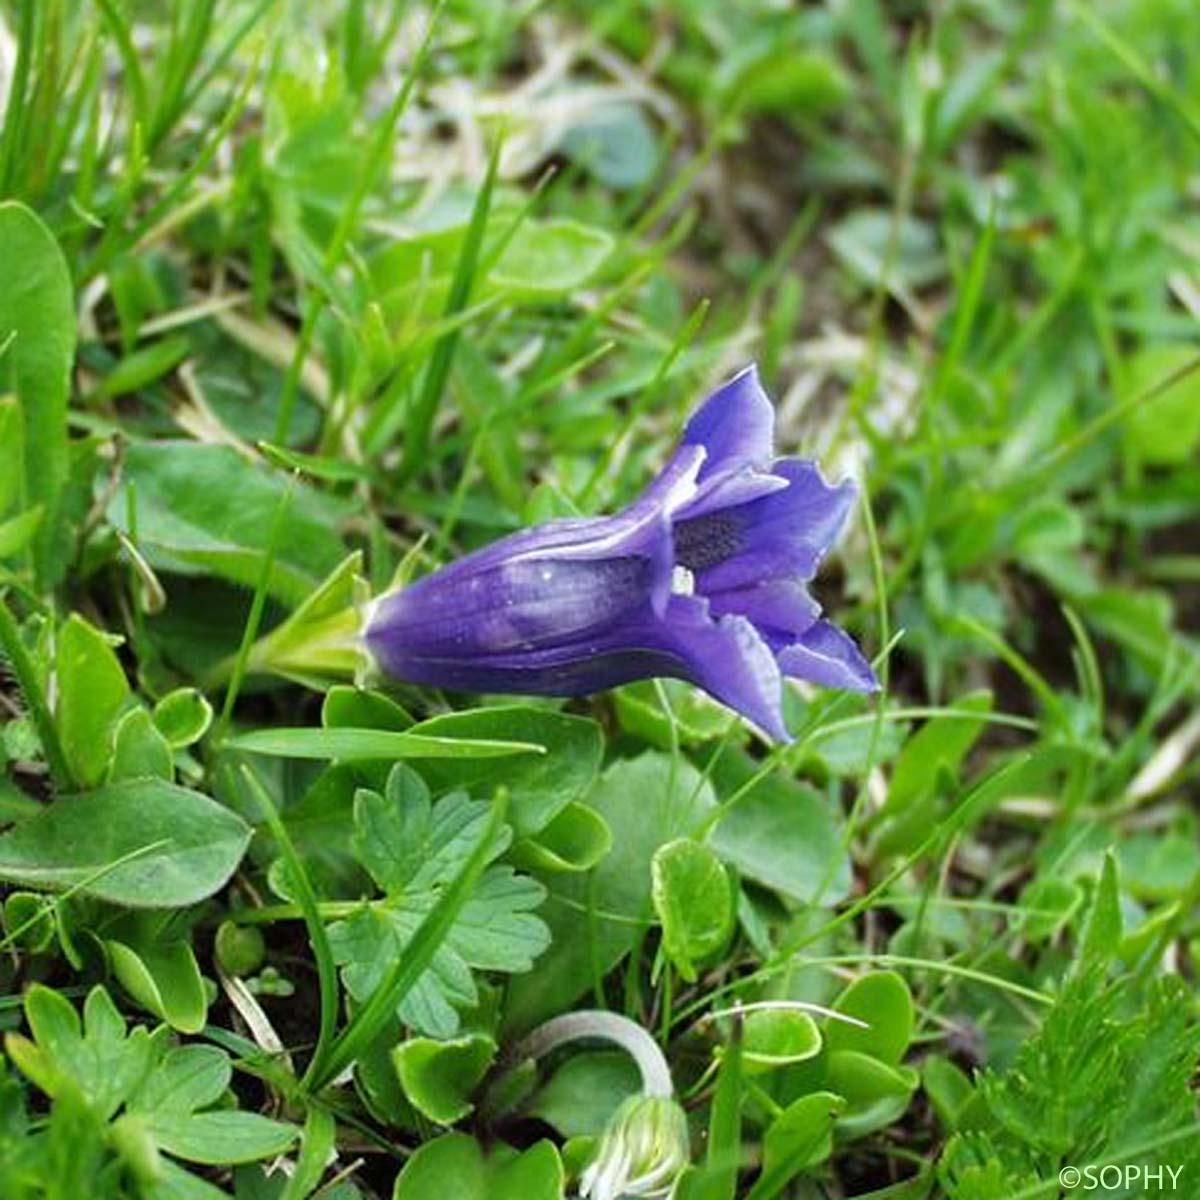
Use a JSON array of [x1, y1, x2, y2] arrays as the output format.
[[1, 2, 1199, 1198]]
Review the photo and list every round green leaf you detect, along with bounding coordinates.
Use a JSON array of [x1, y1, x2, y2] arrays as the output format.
[[393, 1133, 564, 1200], [825, 971, 914, 1066], [739, 1009, 823, 1074], [651, 839, 733, 982], [512, 801, 613, 874], [1122, 344, 1200, 465], [153, 688, 214, 748], [108, 708, 174, 783], [392, 1034, 497, 1125]]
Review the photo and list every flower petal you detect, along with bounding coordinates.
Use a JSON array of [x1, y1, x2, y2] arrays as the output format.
[[682, 365, 775, 478], [369, 595, 790, 741], [366, 447, 706, 672], [777, 619, 879, 692], [646, 596, 790, 741], [694, 459, 857, 591], [706, 578, 823, 639]]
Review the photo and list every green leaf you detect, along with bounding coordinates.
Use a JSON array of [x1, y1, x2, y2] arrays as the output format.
[[1075, 586, 1174, 675], [882, 692, 993, 813], [948, 971, 1200, 1195], [512, 801, 613, 874], [504, 753, 717, 1032], [708, 751, 851, 904], [0, 779, 252, 906], [373, 217, 614, 321], [331, 775, 547, 1038], [108, 708, 174, 783], [559, 102, 660, 189], [107, 939, 208, 1034], [320, 792, 529, 1081], [651, 839, 733, 982], [153, 688, 214, 748], [94, 334, 190, 400], [825, 972, 914, 1066], [55, 613, 131, 788], [0, 505, 43, 560], [826, 1052, 918, 1137], [1122, 343, 1200, 464], [2, 890, 55, 952], [106, 441, 348, 607], [8, 985, 157, 1121], [614, 679, 736, 748], [740, 1010, 822, 1074], [0, 394, 24, 515], [131, 1045, 230, 1116], [726, 50, 849, 116], [922, 1055, 977, 1134], [392, 1133, 564, 1200], [149, 1110, 298, 1165], [228, 726, 544, 762], [0, 201, 74, 585], [692, 1017, 743, 1200], [745, 1092, 845, 1200], [279, 1105, 338, 1200], [489, 219, 613, 296], [827, 209, 945, 298], [827, 1052, 918, 1105], [1117, 828, 1200, 900], [1017, 876, 1082, 943], [1076, 851, 1122, 971], [323, 684, 412, 731], [526, 1051, 641, 1139], [392, 1033, 497, 1124], [417, 707, 603, 837]]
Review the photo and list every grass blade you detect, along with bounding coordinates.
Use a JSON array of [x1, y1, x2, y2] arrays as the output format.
[[397, 136, 502, 482], [227, 727, 545, 761], [237, 764, 340, 1093]]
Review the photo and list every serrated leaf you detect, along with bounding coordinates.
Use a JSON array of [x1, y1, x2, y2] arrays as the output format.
[[330, 768, 549, 1038]]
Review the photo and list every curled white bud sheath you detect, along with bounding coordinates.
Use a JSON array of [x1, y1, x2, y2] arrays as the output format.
[[511, 1009, 688, 1200], [578, 1095, 689, 1200]]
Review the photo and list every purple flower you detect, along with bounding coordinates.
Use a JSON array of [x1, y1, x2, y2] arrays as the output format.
[[365, 366, 877, 740]]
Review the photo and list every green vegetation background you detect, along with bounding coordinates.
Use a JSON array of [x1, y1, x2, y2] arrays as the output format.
[[0, 2, 1198, 1198]]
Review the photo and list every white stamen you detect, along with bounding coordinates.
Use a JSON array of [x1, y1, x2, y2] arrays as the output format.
[[671, 565, 695, 596]]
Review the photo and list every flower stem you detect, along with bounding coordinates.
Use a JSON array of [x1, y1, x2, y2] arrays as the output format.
[[512, 1010, 674, 1098]]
